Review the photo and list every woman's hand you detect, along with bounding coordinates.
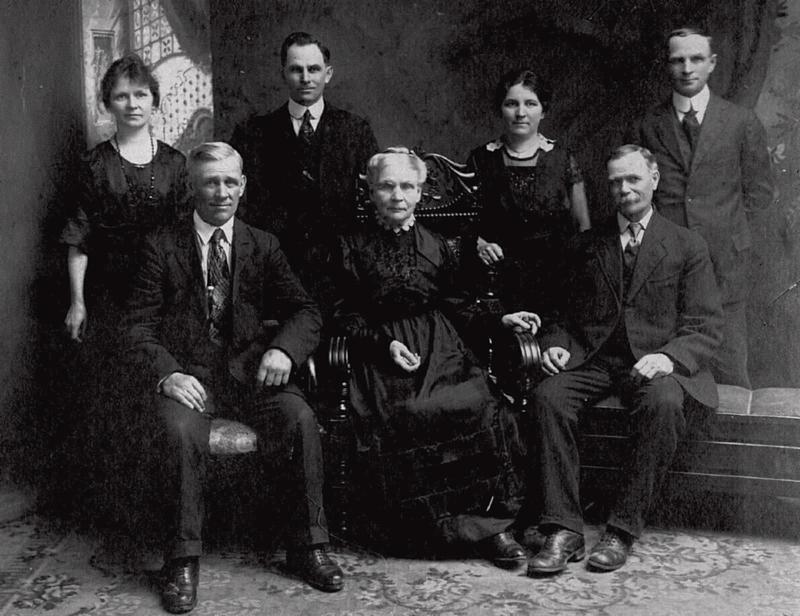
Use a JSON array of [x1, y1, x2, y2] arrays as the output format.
[[65, 301, 88, 342], [477, 236, 504, 265], [389, 340, 421, 372], [501, 311, 541, 334]]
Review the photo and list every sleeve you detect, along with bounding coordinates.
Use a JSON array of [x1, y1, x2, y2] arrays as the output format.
[[741, 110, 775, 215], [121, 232, 184, 383], [468, 147, 504, 244], [565, 152, 583, 186], [60, 154, 97, 254], [330, 236, 393, 359]]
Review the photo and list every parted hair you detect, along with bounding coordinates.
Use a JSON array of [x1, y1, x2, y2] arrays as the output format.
[[101, 53, 160, 108], [187, 142, 244, 177], [608, 144, 659, 174], [494, 68, 552, 113], [280, 31, 331, 67], [666, 26, 714, 54], [366, 147, 427, 186]]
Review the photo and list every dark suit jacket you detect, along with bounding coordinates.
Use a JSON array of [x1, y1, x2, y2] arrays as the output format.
[[634, 94, 773, 304], [540, 213, 723, 408], [122, 218, 322, 388], [229, 102, 378, 241]]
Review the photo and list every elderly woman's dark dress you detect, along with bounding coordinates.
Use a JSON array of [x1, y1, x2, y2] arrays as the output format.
[[333, 220, 523, 546], [468, 137, 583, 311]]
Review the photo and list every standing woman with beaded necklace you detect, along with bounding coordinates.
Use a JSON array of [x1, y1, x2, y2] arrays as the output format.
[[468, 68, 590, 318], [57, 54, 187, 518], [62, 54, 187, 344]]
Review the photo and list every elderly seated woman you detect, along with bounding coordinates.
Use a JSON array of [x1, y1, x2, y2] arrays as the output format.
[[330, 147, 540, 568]]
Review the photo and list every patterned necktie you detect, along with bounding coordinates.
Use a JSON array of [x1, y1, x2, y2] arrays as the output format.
[[299, 109, 314, 145], [207, 228, 230, 345], [682, 104, 701, 151]]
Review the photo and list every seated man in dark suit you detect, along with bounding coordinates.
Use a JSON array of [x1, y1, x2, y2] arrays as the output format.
[[523, 145, 723, 576], [122, 142, 342, 614], [230, 31, 378, 304]]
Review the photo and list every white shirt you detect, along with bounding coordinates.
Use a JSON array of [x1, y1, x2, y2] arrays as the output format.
[[193, 210, 234, 284], [672, 85, 711, 124], [617, 206, 654, 249], [288, 98, 325, 135]]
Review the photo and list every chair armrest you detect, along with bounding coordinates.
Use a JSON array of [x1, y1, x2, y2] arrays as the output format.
[[491, 330, 542, 413]]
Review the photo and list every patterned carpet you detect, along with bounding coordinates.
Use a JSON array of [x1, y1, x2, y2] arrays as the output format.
[[1, 514, 799, 615]]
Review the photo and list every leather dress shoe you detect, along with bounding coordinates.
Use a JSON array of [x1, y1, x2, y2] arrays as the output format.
[[286, 546, 344, 592], [161, 557, 199, 614], [526, 528, 585, 575], [517, 526, 547, 554], [478, 531, 527, 569], [587, 528, 633, 572]]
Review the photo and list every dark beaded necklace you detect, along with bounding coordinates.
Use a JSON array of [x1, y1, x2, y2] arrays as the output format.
[[114, 134, 156, 207]]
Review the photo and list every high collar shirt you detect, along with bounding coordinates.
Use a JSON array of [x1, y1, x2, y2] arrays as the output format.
[[288, 97, 325, 136], [617, 206, 654, 249], [672, 85, 711, 124], [193, 210, 234, 284]]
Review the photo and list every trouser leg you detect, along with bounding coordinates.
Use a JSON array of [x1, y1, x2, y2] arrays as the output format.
[[246, 389, 329, 547], [609, 375, 687, 538], [156, 397, 211, 560], [530, 363, 614, 534]]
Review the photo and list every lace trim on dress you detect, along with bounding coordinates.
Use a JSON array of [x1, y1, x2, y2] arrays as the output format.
[[485, 134, 555, 153]]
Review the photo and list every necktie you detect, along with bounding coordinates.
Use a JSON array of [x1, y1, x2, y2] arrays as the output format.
[[299, 109, 314, 145], [682, 104, 701, 151], [623, 222, 642, 289], [207, 228, 230, 345]]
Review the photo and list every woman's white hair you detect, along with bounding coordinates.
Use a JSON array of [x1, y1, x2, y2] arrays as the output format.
[[366, 147, 427, 186]]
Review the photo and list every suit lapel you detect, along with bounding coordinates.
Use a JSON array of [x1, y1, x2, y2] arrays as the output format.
[[654, 101, 691, 173], [627, 214, 668, 300], [175, 222, 207, 317], [690, 94, 725, 172], [231, 218, 254, 303], [591, 222, 623, 303]]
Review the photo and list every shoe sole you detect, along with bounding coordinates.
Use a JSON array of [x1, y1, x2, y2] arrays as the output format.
[[586, 556, 625, 572], [526, 546, 586, 575], [492, 555, 528, 570]]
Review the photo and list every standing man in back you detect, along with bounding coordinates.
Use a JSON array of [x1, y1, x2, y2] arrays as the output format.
[[634, 26, 773, 387], [230, 31, 378, 304]]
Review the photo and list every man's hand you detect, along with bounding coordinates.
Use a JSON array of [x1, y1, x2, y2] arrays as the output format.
[[257, 348, 293, 387], [477, 236, 505, 264], [65, 301, 87, 342], [501, 311, 541, 334], [631, 353, 674, 381], [389, 340, 421, 372], [542, 346, 571, 376], [161, 372, 207, 412]]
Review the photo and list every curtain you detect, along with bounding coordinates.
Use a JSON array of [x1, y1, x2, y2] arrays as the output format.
[[161, 0, 211, 70]]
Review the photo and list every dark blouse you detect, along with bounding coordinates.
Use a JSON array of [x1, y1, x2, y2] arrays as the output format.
[[468, 136, 582, 256], [61, 139, 188, 304]]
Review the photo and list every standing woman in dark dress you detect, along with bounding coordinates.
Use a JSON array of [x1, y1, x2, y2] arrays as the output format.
[[332, 147, 540, 568], [58, 54, 187, 518], [468, 68, 590, 314]]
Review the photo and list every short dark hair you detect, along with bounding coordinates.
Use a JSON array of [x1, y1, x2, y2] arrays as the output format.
[[100, 53, 160, 108], [666, 26, 714, 55], [280, 31, 331, 67], [493, 68, 552, 113], [608, 144, 659, 174]]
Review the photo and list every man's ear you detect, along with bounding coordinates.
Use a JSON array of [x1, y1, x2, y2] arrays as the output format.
[[324, 64, 333, 84], [240, 174, 247, 196], [708, 53, 717, 74], [651, 169, 660, 191]]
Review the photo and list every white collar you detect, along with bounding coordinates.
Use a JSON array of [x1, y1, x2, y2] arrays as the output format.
[[288, 97, 325, 121], [672, 85, 710, 116], [193, 210, 235, 245], [375, 211, 416, 234], [486, 133, 555, 153], [617, 206, 654, 235]]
